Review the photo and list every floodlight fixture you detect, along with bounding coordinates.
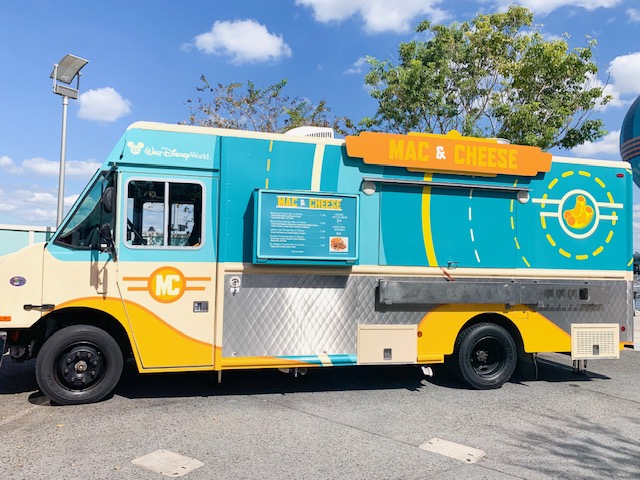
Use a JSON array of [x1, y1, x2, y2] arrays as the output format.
[[51, 54, 89, 226], [51, 54, 88, 99]]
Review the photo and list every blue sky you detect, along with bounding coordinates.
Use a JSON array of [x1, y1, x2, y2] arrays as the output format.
[[1, 0, 640, 244]]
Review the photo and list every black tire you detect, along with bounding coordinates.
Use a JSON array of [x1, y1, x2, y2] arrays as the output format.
[[456, 322, 517, 390], [35, 325, 123, 405]]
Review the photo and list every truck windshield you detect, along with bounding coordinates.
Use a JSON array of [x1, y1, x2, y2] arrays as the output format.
[[55, 171, 115, 249]]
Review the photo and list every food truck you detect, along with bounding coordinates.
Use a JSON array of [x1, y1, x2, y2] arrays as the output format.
[[0, 122, 633, 404]]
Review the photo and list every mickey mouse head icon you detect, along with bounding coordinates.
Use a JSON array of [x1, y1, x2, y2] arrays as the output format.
[[127, 141, 144, 155]]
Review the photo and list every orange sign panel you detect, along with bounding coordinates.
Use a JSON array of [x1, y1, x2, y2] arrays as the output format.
[[345, 131, 552, 177]]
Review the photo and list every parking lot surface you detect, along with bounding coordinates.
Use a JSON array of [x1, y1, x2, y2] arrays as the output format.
[[1, 349, 640, 480]]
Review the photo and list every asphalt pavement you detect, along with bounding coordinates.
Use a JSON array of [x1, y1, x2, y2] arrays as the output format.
[[2, 346, 640, 480]]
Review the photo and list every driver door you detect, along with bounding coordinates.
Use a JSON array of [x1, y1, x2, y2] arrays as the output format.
[[115, 172, 218, 370]]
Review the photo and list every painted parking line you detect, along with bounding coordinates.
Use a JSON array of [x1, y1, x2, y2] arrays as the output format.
[[132, 449, 204, 477], [419, 438, 486, 464]]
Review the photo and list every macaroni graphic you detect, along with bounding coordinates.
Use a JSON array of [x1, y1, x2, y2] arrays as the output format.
[[563, 195, 594, 230]]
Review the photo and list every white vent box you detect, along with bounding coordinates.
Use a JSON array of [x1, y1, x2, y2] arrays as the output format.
[[571, 323, 619, 360], [357, 324, 417, 365]]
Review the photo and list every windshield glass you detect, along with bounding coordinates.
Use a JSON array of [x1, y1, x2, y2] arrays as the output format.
[[55, 171, 115, 249]]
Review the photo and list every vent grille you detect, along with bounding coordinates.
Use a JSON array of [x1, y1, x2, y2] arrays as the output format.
[[571, 324, 619, 359], [284, 126, 334, 138]]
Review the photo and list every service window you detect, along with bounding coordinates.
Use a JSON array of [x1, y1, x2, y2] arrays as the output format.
[[125, 180, 203, 248]]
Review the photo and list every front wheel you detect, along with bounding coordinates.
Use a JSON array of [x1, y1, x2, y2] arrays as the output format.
[[36, 325, 123, 405], [456, 322, 517, 390]]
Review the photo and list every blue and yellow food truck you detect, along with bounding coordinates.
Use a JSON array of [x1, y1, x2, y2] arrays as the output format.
[[0, 122, 633, 404]]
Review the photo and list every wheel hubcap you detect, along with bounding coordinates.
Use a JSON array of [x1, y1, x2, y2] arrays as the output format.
[[471, 338, 505, 377], [57, 344, 105, 390]]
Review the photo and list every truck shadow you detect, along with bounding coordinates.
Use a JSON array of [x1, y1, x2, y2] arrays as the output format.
[[111, 354, 610, 400], [114, 361, 432, 399], [1, 354, 610, 404], [0, 357, 37, 394]]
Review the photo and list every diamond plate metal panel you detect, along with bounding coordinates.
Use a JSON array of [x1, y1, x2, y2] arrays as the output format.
[[222, 274, 423, 357]]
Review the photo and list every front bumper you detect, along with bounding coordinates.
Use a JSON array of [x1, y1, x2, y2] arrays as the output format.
[[0, 331, 6, 367]]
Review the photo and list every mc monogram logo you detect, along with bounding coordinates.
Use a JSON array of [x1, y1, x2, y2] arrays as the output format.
[[123, 267, 210, 303], [149, 267, 186, 303]]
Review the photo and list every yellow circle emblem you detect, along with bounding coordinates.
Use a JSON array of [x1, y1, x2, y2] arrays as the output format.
[[148, 266, 186, 303]]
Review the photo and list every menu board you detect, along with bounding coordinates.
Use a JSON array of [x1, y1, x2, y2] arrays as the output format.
[[254, 190, 359, 264]]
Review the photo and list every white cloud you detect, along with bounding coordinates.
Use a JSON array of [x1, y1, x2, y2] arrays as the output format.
[[22, 208, 56, 223], [571, 130, 620, 158], [583, 52, 640, 112], [600, 83, 628, 110], [26, 192, 57, 205], [66, 160, 101, 177], [608, 52, 640, 96], [628, 8, 640, 22], [584, 73, 627, 111], [0, 155, 21, 173], [0, 189, 53, 223], [295, 0, 448, 33], [26, 192, 77, 208], [65, 194, 79, 207], [344, 56, 367, 74], [492, 0, 621, 15], [78, 87, 132, 122], [20, 157, 100, 178], [0, 202, 16, 212], [191, 20, 292, 64], [22, 158, 58, 176], [0, 187, 82, 226]]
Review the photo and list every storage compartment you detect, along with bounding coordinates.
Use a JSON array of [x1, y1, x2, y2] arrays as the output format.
[[357, 324, 417, 365]]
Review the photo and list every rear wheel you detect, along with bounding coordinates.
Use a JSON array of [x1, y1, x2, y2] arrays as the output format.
[[456, 322, 517, 389], [36, 324, 123, 405]]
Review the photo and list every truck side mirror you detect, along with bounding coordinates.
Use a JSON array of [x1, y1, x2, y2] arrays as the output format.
[[101, 186, 115, 214], [99, 223, 117, 260]]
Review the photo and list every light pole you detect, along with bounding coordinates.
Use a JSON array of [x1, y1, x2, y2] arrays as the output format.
[[50, 54, 88, 226]]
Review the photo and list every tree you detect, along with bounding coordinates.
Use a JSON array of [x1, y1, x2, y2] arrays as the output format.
[[361, 6, 610, 150], [185, 76, 353, 135]]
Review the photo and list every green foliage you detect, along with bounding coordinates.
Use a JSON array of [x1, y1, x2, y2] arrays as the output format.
[[362, 6, 610, 150], [185, 76, 354, 135]]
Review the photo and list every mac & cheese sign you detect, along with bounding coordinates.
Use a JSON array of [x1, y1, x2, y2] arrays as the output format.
[[346, 131, 552, 177]]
